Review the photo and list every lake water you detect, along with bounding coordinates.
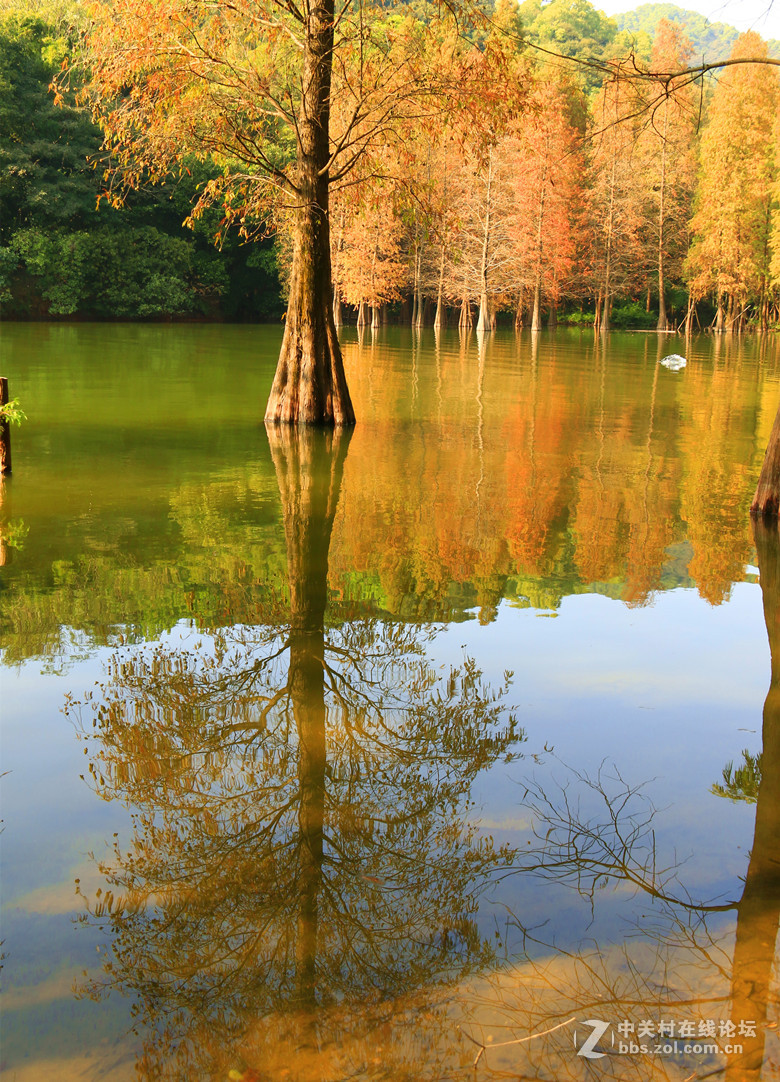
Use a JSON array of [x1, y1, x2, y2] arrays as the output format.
[[2, 323, 780, 1080]]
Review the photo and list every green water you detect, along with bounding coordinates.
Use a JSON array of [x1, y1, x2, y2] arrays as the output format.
[[2, 323, 780, 1080]]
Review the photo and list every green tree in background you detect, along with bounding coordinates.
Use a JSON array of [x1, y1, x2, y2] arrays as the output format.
[[517, 0, 618, 91], [0, 13, 98, 240], [0, 10, 284, 320]]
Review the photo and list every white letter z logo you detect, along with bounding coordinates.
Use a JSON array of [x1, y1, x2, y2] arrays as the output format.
[[575, 1019, 610, 1059]]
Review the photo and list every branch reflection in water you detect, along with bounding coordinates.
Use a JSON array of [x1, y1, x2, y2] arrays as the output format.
[[67, 426, 524, 1080], [457, 517, 780, 1080]]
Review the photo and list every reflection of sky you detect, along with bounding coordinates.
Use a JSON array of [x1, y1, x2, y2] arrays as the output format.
[[2, 648, 136, 1071], [453, 583, 765, 913]]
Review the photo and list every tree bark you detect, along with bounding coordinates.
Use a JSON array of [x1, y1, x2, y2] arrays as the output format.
[[264, 0, 355, 427], [725, 518, 780, 1080], [751, 397, 780, 517]]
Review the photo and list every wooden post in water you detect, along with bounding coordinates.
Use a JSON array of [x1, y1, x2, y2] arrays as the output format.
[[0, 377, 11, 475]]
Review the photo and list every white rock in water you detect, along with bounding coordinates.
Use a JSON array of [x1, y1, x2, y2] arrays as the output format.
[[660, 354, 687, 370]]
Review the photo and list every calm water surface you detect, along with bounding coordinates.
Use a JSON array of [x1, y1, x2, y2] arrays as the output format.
[[2, 323, 780, 1080]]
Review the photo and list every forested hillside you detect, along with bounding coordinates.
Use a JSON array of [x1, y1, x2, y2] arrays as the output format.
[[0, 0, 778, 330], [613, 3, 780, 60]]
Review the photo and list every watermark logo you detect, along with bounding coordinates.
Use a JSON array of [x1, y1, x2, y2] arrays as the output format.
[[574, 1018, 756, 1059], [574, 1019, 612, 1059]]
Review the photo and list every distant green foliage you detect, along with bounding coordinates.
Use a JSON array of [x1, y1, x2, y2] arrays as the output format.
[[551, 302, 664, 328], [560, 309, 597, 325], [0, 13, 101, 241], [612, 4, 778, 61], [11, 227, 202, 316], [0, 245, 16, 301], [517, 0, 618, 90], [0, 8, 285, 320], [609, 302, 656, 328]]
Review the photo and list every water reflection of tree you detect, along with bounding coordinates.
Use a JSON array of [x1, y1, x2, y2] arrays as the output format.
[[70, 427, 524, 1080], [451, 518, 780, 1080]]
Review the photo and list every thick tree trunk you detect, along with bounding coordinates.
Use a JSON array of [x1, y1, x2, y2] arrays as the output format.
[[264, 0, 355, 427], [477, 293, 493, 331], [751, 397, 780, 517], [725, 518, 780, 1080], [547, 302, 558, 330], [459, 296, 473, 330]]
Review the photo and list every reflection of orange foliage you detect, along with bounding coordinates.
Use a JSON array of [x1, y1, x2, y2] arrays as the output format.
[[325, 335, 769, 618], [681, 364, 755, 605], [504, 366, 575, 577]]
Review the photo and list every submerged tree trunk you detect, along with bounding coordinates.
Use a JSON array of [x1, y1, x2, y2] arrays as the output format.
[[751, 397, 780, 517], [264, 0, 355, 427]]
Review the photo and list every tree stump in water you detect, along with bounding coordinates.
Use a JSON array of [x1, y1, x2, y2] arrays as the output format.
[[0, 377, 11, 475], [751, 398, 780, 517]]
